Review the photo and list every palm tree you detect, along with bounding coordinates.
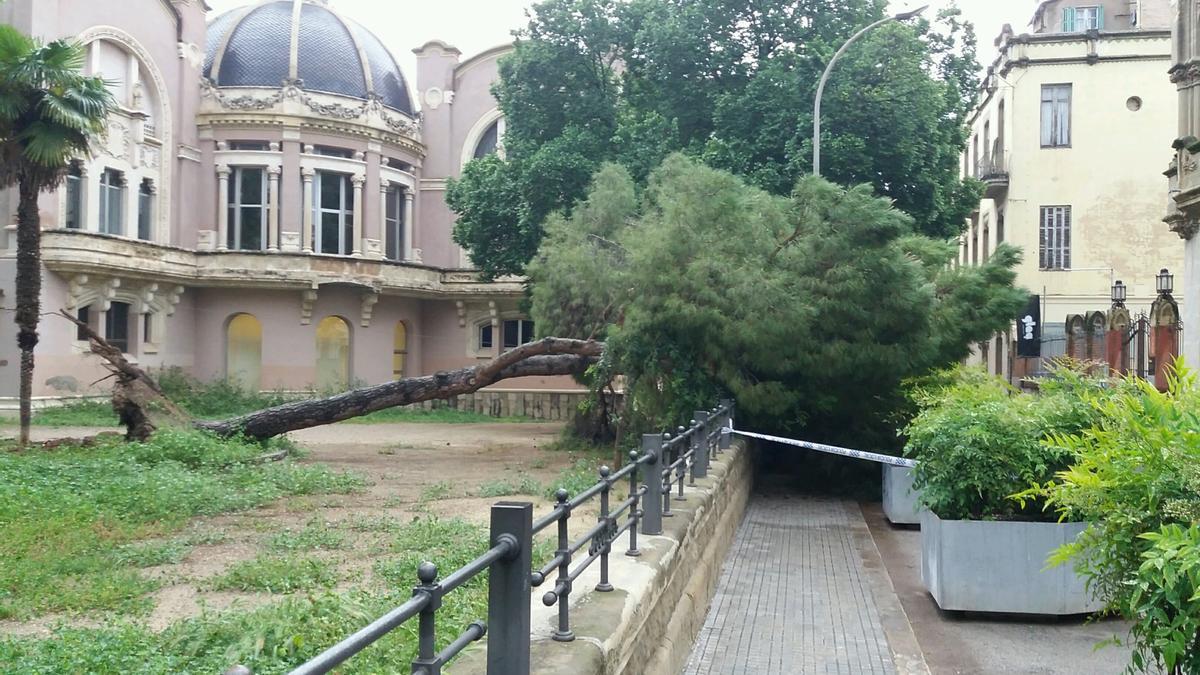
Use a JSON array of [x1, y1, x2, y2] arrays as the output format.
[[0, 26, 114, 445]]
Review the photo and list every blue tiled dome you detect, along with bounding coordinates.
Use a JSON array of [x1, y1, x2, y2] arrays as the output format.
[[204, 0, 414, 115]]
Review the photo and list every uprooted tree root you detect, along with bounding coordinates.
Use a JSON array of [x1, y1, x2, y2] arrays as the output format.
[[60, 309, 604, 442]]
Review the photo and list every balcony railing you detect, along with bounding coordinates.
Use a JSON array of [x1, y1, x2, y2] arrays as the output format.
[[976, 149, 1010, 198]]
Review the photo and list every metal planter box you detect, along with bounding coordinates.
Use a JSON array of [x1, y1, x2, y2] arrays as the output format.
[[920, 511, 1102, 615], [882, 464, 924, 525]]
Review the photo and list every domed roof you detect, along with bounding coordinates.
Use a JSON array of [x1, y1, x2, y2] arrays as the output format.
[[204, 0, 413, 115]]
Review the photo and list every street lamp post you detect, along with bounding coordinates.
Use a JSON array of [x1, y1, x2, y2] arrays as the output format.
[[812, 5, 929, 176]]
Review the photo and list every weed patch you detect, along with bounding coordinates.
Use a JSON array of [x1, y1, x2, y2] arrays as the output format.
[[210, 555, 339, 593]]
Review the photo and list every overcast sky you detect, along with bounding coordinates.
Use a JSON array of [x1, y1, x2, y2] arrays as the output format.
[[206, 0, 1044, 84]]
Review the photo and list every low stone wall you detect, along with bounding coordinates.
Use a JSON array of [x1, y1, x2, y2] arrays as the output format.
[[409, 389, 594, 421], [454, 439, 753, 675]]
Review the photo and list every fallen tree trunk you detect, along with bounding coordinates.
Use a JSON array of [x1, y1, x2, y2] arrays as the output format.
[[62, 310, 603, 441]]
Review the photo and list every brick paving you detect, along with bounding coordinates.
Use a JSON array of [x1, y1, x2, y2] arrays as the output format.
[[683, 495, 897, 675]]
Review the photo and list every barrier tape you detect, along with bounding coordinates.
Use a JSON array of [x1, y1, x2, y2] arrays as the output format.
[[726, 426, 917, 468]]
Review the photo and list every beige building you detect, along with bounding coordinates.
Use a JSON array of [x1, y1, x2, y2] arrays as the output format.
[[961, 0, 1183, 378], [1166, 0, 1200, 365]]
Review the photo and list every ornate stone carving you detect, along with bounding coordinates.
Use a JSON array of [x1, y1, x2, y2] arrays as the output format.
[[456, 300, 466, 327], [106, 120, 129, 159], [360, 291, 380, 327], [300, 287, 319, 325]]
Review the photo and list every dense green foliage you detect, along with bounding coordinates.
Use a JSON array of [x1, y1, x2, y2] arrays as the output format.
[[1019, 370, 1200, 674], [528, 156, 1025, 446], [0, 430, 361, 620], [447, 0, 981, 279], [904, 367, 1116, 521]]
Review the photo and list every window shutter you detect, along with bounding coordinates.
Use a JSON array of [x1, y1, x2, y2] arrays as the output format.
[[1096, 8, 1104, 30], [1062, 6, 1076, 32]]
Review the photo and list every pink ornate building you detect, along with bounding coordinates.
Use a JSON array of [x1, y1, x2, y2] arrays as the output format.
[[0, 0, 573, 408]]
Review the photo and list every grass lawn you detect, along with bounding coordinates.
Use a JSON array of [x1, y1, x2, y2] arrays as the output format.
[[0, 423, 595, 674]]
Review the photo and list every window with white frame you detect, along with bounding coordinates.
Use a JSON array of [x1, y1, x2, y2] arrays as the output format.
[[478, 319, 536, 352], [384, 183, 403, 261], [1063, 6, 1103, 31], [137, 179, 154, 240], [99, 168, 124, 235], [65, 163, 83, 229], [314, 171, 354, 255], [228, 167, 267, 250], [1040, 84, 1071, 148], [1040, 205, 1072, 270]]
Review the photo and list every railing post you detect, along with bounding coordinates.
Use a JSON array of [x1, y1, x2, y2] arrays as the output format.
[[596, 465, 614, 592], [675, 426, 688, 501], [719, 399, 734, 451], [693, 411, 710, 479], [411, 562, 442, 675], [642, 434, 664, 535], [626, 449, 642, 556], [487, 502, 532, 675], [550, 490, 574, 642]]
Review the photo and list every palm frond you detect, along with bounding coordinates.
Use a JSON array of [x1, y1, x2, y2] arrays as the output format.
[[0, 26, 35, 66], [17, 120, 77, 167]]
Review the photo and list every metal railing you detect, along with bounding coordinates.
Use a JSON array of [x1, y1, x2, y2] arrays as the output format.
[[263, 399, 735, 675]]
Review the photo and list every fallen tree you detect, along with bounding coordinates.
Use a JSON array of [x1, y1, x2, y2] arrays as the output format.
[[62, 310, 603, 441]]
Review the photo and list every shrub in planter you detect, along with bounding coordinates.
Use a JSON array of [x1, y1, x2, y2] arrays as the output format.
[[904, 366, 1116, 614], [1019, 370, 1200, 673]]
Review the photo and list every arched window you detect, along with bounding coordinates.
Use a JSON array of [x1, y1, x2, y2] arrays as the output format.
[[316, 316, 351, 391], [393, 322, 408, 379], [473, 119, 500, 159], [226, 313, 263, 392]]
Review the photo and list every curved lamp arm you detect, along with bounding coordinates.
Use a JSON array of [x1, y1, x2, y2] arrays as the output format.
[[812, 6, 928, 177]]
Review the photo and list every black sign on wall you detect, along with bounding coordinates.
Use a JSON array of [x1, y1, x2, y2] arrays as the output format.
[[1017, 294, 1041, 358]]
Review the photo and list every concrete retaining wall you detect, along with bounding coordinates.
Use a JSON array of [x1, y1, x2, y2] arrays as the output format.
[[454, 439, 753, 675]]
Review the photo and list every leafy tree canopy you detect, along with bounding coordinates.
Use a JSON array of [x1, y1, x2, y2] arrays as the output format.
[[448, 0, 982, 279], [528, 156, 1025, 447]]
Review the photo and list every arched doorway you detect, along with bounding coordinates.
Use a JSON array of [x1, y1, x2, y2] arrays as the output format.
[[315, 316, 351, 391], [226, 313, 262, 392], [393, 322, 408, 379]]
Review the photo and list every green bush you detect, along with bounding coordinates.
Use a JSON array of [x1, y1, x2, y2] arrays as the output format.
[[904, 366, 1113, 521], [1020, 370, 1200, 674]]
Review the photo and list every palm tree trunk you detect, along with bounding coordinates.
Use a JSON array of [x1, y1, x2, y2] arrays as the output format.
[[14, 178, 42, 446]]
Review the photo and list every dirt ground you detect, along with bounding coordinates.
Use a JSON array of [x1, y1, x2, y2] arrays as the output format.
[[1, 421, 607, 636]]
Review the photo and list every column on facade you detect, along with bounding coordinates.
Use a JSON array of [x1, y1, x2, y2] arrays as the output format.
[[379, 179, 391, 259], [216, 166, 230, 251], [363, 147, 382, 257], [79, 164, 97, 232], [278, 135, 302, 252], [301, 167, 315, 253], [267, 166, 281, 251], [403, 189, 415, 261], [351, 174, 365, 257]]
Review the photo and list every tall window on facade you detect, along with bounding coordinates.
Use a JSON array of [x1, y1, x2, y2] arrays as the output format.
[[137, 179, 154, 240], [1041, 84, 1072, 148], [473, 120, 500, 159], [76, 306, 91, 340], [65, 163, 83, 229], [106, 301, 130, 353], [1062, 6, 1103, 32], [228, 167, 267, 250], [314, 171, 353, 255], [385, 184, 403, 261], [99, 168, 124, 235], [1040, 205, 1072, 270]]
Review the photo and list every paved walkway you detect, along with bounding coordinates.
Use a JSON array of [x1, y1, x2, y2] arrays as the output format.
[[683, 495, 901, 675]]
